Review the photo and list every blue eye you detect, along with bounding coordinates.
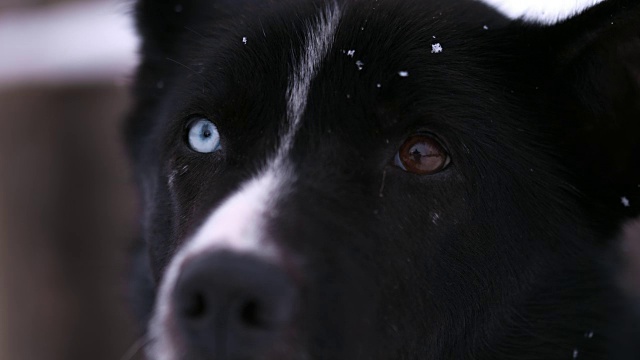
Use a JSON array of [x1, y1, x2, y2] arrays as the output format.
[[187, 118, 221, 153]]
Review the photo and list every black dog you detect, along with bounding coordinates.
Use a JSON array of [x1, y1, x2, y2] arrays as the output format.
[[126, 0, 640, 359]]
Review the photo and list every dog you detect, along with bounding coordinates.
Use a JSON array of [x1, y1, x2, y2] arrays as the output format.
[[125, 0, 640, 359]]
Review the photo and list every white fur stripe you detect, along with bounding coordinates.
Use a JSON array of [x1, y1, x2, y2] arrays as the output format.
[[278, 2, 341, 164], [179, 171, 281, 258]]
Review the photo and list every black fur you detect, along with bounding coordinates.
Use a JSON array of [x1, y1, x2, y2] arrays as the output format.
[[126, 0, 640, 359]]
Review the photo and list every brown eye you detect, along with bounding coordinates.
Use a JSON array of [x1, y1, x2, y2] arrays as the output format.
[[394, 135, 450, 174]]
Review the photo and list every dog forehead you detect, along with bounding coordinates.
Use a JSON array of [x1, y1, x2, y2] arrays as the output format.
[[208, 0, 507, 79], [171, 0, 517, 160], [290, 1, 513, 135]]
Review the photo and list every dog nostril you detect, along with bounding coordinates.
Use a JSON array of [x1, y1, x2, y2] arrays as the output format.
[[239, 299, 266, 328], [183, 291, 207, 319]]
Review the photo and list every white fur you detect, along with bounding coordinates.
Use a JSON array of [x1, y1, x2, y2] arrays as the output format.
[[479, 0, 604, 24], [178, 171, 281, 259], [279, 1, 341, 164]]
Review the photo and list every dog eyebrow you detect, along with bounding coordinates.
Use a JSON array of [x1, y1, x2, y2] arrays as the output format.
[[278, 1, 342, 165]]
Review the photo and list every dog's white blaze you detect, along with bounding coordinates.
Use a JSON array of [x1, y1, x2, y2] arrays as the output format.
[[148, 5, 342, 359], [182, 171, 281, 258], [279, 2, 341, 163], [148, 170, 282, 360]]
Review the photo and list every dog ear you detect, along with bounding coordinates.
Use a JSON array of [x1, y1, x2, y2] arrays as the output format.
[[134, 0, 252, 58], [543, 0, 640, 220]]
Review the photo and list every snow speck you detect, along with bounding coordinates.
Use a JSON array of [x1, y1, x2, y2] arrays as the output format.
[[573, 349, 579, 359], [585, 331, 594, 339], [622, 197, 630, 207], [431, 43, 443, 54], [156, 81, 164, 89], [431, 213, 441, 224], [242, 36, 247, 45], [360, 27, 365, 31], [376, 83, 382, 88], [356, 60, 364, 70], [398, 71, 409, 77], [483, 25, 489, 30], [175, 4, 183, 13], [346, 94, 351, 99]]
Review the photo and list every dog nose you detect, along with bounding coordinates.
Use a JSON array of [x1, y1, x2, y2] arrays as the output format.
[[172, 251, 297, 358]]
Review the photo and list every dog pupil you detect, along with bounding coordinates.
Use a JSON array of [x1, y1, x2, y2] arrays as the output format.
[[410, 143, 430, 162], [411, 149, 422, 162]]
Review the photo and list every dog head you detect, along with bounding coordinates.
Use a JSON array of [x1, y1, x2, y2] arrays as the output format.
[[126, 0, 640, 359]]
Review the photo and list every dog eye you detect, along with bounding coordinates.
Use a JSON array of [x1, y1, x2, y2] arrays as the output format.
[[394, 135, 450, 174], [187, 118, 221, 153]]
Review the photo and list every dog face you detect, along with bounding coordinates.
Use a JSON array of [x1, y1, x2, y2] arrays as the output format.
[[126, 0, 640, 359]]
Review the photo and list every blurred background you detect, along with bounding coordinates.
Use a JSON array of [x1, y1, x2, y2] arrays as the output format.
[[0, 0, 631, 360], [0, 1, 140, 359]]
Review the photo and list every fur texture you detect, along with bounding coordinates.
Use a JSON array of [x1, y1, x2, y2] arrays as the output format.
[[126, 0, 640, 359]]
